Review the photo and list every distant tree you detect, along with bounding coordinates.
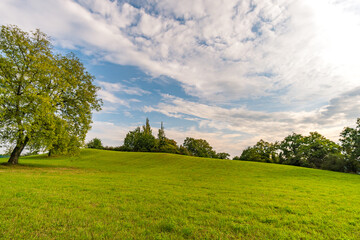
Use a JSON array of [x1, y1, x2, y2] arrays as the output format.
[[233, 123, 359, 173], [239, 146, 262, 162], [87, 138, 103, 149], [299, 132, 342, 168], [159, 138, 179, 154], [156, 122, 179, 154], [216, 152, 230, 159], [321, 153, 346, 172], [277, 132, 343, 169], [278, 133, 304, 165], [123, 127, 142, 151], [340, 118, 360, 173], [240, 140, 278, 163], [123, 118, 156, 152], [182, 137, 216, 158], [141, 118, 156, 151], [106, 145, 129, 151], [179, 145, 191, 156], [157, 122, 166, 149], [0, 25, 101, 164]]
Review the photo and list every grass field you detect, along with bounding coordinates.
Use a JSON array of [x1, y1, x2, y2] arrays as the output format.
[[0, 149, 359, 239]]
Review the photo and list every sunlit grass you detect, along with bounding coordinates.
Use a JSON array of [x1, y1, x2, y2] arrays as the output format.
[[0, 149, 359, 239]]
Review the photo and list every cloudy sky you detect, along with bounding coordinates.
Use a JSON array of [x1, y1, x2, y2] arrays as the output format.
[[1, 0, 360, 156]]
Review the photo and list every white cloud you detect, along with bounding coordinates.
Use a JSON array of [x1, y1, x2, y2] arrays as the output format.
[[95, 80, 150, 110], [164, 127, 249, 157], [97, 81, 150, 96], [97, 89, 128, 106], [98, 105, 118, 113], [2, 0, 359, 107]]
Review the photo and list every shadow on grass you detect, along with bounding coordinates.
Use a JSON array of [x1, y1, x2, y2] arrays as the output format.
[[0, 154, 81, 170], [0, 162, 73, 169]]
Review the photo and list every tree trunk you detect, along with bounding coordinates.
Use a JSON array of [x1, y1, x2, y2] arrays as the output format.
[[8, 136, 29, 165]]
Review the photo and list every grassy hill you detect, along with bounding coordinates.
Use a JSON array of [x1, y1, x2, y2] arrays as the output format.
[[0, 149, 359, 239]]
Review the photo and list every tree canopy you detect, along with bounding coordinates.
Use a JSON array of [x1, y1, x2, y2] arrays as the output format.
[[237, 139, 278, 163], [118, 119, 228, 158], [235, 129, 354, 173], [183, 137, 216, 158], [0, 25, 101, 164], [340, 118, 360, 172], [123, 118, 156, 152]]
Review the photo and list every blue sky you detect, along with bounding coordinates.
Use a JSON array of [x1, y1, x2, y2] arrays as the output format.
[[1, 0, 360, 156]]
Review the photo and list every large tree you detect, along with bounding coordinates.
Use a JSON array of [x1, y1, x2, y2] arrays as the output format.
[[0, 25, 101, 164]]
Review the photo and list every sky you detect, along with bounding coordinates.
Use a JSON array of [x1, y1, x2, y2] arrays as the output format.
[[1, 0, 360, 156]]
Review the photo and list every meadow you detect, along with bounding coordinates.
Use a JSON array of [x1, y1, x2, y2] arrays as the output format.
[[0, 149, 359, 239]]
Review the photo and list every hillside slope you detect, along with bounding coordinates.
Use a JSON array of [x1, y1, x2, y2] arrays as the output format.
[[0, 149, 359, 239]]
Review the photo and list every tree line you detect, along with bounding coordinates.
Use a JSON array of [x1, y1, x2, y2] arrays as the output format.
[[233, 118, 360, 173], [89, 118, 360, 173], [87, 118, 230, 159]]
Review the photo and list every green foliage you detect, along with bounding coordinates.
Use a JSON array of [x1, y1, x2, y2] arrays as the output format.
[[0, 25, 101, 164], [240, 140, 278, 163], [276, 132, 343, 169], [156, 122, 179, 154], [123, 118, 156, 152], [239, 146, 262, 162], [118, 119, 230, 157], [183, 137, 216, 158], [157, 122, 166, 148], [216, 152, 230, 159], [1, 149, 360, 239], [178, 145, 191, 155], [158, 138, 179, 154], [321, 153, 346, 172], [340, 118, 360, 173], [121, 120, 230, 157], [240, 132, 346, 172], [86, 138, 103, 149], [123, 127, 142, 151], [278, 133, 304, 165], [299, 132, 342, 168]]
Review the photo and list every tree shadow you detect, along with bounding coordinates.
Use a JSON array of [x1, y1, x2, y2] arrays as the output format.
[[0, 154, 80, 170]]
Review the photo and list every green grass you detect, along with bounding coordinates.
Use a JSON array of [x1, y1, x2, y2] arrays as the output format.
[[0, 149, 359, 239]]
